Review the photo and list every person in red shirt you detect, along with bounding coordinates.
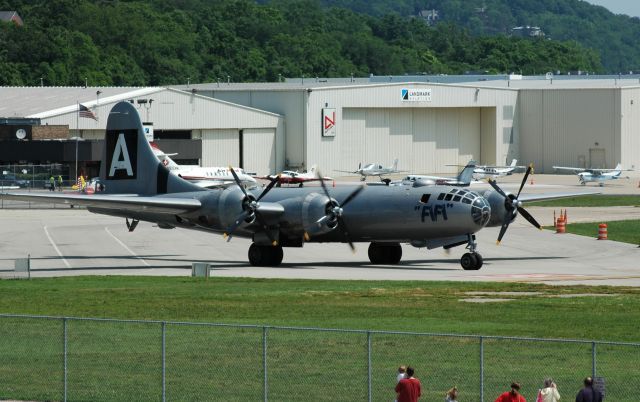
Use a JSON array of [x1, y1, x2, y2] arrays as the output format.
[[395, 366, 421, 402], [495, 382, 527, 402]]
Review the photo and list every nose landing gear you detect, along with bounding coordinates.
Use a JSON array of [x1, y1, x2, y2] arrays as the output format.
[[460, 234, 483, 270]]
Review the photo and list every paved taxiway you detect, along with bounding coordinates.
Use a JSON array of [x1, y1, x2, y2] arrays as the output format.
[[1, 174, 639, 286]]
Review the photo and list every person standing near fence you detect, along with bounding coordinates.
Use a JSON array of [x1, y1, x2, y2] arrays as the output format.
[[395, 366, 407, 402], [49, 176, 55, 191], [575, 377, 602, 402], [536, 378, 560, 402], [495, 382, 526, 402], [57, 175, 63, 191], [395, 366, 421, 402]]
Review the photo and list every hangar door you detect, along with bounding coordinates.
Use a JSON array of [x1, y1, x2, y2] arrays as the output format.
[[242, 128, 276, 175], [339, 108, 480, 175], [201, 129, 239, 167]]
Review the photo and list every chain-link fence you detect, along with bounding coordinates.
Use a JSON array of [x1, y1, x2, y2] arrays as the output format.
[[0, 314, 637, 401], [0, 164, 88, 209]]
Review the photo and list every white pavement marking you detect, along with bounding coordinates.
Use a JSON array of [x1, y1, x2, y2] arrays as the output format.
[[43, 226, 72, 269], [104, 227, 151, 267]]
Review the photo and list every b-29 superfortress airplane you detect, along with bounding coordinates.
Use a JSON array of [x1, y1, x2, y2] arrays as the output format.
[[1, 102, 596, 270], [552, 163, 632, 186]]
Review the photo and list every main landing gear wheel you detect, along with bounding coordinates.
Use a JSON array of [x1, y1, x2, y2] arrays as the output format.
[[460, 252, 483, 270], [248, 244, 283, 267], [368, 242, 402, 265]]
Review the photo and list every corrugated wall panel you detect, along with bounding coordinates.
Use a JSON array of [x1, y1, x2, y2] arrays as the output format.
[[620, 88, 640, 170], [242, 128, 275, 175], [339, 109, 366, 173], [518, 91, 543, 171], [542, 89, 616, 171], [201, 129, 239, 167], [388, 109, 414, 172], [458, 108, 481, 165]]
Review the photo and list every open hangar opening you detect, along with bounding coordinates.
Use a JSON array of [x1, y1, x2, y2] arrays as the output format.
[[191, 82, 519, 176]]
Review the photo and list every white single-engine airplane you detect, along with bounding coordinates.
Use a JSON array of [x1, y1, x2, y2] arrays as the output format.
[[255, 165, 333, 187], [473, 159, 525, 180], [1, 102, 597, 270], [552, 163, 632, 186], [400, 160, 477, 187], [336, 159, 406, 182], [151, 143, 257, 189]]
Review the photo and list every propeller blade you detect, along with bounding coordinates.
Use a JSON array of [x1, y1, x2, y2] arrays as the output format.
[[337, 216, 356, 253], [487, 179, 508, 199], [516, 165, 532, 198], [229, 166, 249, 198], [224, 209, 252, 242], [517, 206, 542, 229], [496, 222, 509, 245], [257, 174, 280, 202], [340, 184, 365, 208], [317, 169, 332, 200], [316, 215, 330, 227]]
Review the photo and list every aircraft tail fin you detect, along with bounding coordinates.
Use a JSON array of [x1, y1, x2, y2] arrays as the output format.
[[510, 159, 517, 167], [309, 165, 317, 174], [150, 143, 180, 170], [100, 102, 203, 196], [457, 160, 476, 184], [392, 158, 398, 171], [614, 163, 622, 171]]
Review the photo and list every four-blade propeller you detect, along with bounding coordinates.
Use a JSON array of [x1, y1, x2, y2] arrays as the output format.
[[224, 167, 280, 245], [488, 164, 541, 244], [315, 169, 364, 252]]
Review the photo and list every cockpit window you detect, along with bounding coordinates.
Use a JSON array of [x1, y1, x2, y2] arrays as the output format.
[[437, 193, 445, 200], [471, 196, 491, 226], [444, 193, 453, 201], [420, 194, 431, 203], [453, 195, 461, 202]]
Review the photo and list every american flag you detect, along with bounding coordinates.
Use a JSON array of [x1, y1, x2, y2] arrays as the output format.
[[78, 104, 98, 121]]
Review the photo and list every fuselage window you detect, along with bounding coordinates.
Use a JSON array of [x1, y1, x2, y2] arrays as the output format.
[[420, 194, 431, 204]]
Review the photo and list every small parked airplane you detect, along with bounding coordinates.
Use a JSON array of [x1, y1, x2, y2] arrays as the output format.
[[336, 159, 406, 181], [399, 160, 477, 187], [256, 165, 333, 187], [552, 163, 632, 186], [1, 102, 598, 270], [151, 143, 257, 189], [473, 159, 525, 180]]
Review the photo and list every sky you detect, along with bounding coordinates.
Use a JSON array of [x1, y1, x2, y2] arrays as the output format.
[[585, 0, 640, 17]]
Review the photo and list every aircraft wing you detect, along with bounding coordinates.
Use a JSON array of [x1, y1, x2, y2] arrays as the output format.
[[552, 166, 585, 173], [334, 169, 358, 174], [519, 190, 601, 203], [0, 192, 202, 214]]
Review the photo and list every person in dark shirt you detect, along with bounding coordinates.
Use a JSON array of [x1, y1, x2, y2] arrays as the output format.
[[575, 377, 602, 402], [395, 366, 421, 402]]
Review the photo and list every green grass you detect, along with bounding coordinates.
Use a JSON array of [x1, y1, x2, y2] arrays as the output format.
[[1, 277, 640, 401], [527, 194, 640, 207], [545, 220, 640, 245]]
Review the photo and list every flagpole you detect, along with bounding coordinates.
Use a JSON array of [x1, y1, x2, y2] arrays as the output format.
[[75, 101, 79, 182]]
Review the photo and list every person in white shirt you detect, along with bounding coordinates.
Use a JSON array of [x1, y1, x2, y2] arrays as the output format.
[[538, 378, 560, 402]]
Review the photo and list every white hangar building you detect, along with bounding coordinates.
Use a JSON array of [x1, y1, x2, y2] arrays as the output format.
[[188, 76, 640, 174]]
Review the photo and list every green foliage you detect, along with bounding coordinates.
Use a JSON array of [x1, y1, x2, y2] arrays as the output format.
[[313, 0, 640, 73], [551, 220, 640, 245], [528, 195, 640, 207], [0, 0, 603, 85]]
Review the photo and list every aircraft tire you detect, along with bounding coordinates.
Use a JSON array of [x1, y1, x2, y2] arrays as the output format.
[[368, 242, 402, 265], [248, 244, 284, 267], [461, 252, 482, 270]]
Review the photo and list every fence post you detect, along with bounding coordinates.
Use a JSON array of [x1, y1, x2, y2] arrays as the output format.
[[592, 341, 597, 378], [367, 331, 372, 402], [480, 336, 484, 402], [63, 317, 67, 402], [162, 321, 166, 402], [263, 326, 268, 402]]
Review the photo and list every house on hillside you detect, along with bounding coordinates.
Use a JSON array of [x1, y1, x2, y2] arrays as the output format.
[[0, 11, 23, 26], [511, 26, 545, 38], [417, 9, 439, 26]]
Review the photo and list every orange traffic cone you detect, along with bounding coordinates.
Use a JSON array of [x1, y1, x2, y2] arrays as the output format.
[[556, 216, 566, 234], [597, 223, 608, 240]]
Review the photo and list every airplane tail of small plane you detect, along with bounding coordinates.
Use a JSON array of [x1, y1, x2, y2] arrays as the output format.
[[392, 158, 399, 171], [510, 159, 517, 167], [309, 165, 317, 175], [99, 102, 203, 196], [150, 143, 180, 170], [614, 163, 622, 171], [457, 160, 477, 184]]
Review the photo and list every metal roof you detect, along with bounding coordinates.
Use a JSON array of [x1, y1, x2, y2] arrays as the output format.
[[0, 87, 156, 118]]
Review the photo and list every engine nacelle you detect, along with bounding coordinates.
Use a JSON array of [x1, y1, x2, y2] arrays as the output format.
[[278, 192, 337, 236], [217, 186, 256, 228], [482, 189, 517, 227]]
